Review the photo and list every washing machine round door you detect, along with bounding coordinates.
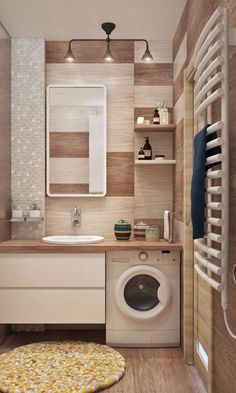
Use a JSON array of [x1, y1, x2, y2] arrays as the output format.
[[115, 265, 171, 320]]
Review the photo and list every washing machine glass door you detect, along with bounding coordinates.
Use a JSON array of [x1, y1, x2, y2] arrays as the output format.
[[115, 265, 171, 320], [124, 274, 160, 311]]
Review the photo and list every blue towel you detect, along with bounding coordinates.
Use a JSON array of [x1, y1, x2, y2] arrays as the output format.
[[191, 124, 221, 239]]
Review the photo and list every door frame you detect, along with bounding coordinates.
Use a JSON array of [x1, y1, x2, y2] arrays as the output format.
[[183, 59, 213, 393]]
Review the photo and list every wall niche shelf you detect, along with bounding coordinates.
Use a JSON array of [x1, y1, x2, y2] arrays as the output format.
[[135, 124, 176, 132], [135, 160, 176, 166]]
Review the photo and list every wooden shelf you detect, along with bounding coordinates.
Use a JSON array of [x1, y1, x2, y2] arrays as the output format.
[[134, 124, 176, 132], [135, 160, 176, 165]]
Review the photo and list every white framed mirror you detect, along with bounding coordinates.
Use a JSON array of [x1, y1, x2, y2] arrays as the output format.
[[46, 84, 107, 197]]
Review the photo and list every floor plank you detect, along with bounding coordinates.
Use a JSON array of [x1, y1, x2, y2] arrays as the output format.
[[0, 330, 206, 393]]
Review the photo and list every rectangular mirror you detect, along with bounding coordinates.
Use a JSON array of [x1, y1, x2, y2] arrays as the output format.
[[46, 84, 106, 197]]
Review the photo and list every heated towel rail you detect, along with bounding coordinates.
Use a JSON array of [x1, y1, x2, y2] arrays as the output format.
[[193, 7, 236, 339]]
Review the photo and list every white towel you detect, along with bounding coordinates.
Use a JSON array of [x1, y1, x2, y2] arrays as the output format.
[[164, 210, 170, 240]]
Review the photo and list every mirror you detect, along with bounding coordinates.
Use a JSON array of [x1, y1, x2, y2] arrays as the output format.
[[46, 85, 106, 197]]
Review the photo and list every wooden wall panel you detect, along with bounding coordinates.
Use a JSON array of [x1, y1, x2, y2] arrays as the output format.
[[174, 119, 184, 222], [46, 41, 174, 244], [187, 0, 220, 61], [226, 0, 236, 27], [49, 106, 103, 132], [213, 44, 236, 393], [173, 3, 188, 61], [50, 184, 89, 194], [174, 94, 184, 125], [50, 132, 89, 158], [46, 41, 134, 63], [134, 86, 173, 108], [134, 63, 173, 86], [134, 166, 173, 219], [46, 197, 134, 239], [49, 158, 89, 184], [173, 63, 186, 106], [107, 153, 134, 197], [46, 64, 134, 86], [173, 35, 187, 82], [107, 85, 134, 152]]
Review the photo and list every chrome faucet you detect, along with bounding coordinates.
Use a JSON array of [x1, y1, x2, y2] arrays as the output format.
[[72, 207, 81, 227]]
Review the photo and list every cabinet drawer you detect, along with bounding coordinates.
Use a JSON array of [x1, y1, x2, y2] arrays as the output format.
[[0, 253, 105, 288], [0, 289, 105, 323]]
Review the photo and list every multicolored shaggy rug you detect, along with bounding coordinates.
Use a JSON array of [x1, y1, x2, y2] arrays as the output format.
[[0, 341, 125, 392]]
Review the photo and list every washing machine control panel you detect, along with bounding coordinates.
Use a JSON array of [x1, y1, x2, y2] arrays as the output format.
[[107, 251, 180, 265], [138, 251, 148, 262]]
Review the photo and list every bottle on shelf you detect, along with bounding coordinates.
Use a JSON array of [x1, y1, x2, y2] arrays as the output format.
[[159, 102, 169, 125], [138, 146, 145, 160], [143, 137, 152, 160], [153, 108, 160, 124]]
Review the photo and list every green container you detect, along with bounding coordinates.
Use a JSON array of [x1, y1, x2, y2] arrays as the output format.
[[114, 219, 132, 241]]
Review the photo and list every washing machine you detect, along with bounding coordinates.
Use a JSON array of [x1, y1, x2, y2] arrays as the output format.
[[106, 250, 180, 347]]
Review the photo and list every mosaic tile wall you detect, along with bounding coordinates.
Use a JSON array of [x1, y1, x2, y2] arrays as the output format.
[[11, 39, 45, 238]]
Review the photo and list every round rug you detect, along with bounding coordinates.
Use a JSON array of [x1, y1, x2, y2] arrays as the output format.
[[0, 341, 125, 393]]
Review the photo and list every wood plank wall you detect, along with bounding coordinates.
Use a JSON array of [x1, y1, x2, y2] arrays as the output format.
[[173, 1, 236, 392], [45, 40, 174, 239]]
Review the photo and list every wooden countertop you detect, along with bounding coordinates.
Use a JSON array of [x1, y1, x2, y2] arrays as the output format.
[[0, 239, 182, 253]]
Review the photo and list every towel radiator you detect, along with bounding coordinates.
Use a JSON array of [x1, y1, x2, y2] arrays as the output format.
[[193, 7, 236, 338]]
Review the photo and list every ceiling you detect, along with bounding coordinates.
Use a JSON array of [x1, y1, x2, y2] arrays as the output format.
[[0, 0, 186, 41]]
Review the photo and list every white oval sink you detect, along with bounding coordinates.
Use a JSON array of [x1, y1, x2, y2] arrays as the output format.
[[42, 235, 104, 245]]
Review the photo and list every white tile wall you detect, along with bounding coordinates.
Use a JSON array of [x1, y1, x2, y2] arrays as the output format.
[[11, 39, 45, 238]]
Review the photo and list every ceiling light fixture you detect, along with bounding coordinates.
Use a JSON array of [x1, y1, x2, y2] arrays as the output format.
[[102, 22, 115, 62], [64, 22, 153, 63]]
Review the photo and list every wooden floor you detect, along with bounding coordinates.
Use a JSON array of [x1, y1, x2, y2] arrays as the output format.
[[0, 330, 206, 393]]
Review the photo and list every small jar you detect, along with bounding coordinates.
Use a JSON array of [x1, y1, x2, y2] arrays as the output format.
[[138, 147, 145, 160], [145, 226, 160, 242], [114, 219, 132, 241], [134, 221, 148, 239]]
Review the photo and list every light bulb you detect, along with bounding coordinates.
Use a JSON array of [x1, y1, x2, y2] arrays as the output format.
[[64, 46, 75, 62], [142, 47, 153, 62], [103, 43, 114, 62]]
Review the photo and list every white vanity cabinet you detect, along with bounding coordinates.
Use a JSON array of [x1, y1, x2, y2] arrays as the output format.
[[0, 253, 105, 324]]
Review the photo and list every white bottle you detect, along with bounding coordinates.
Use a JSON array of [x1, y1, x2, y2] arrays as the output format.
[[159, 106, 169, 125]]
